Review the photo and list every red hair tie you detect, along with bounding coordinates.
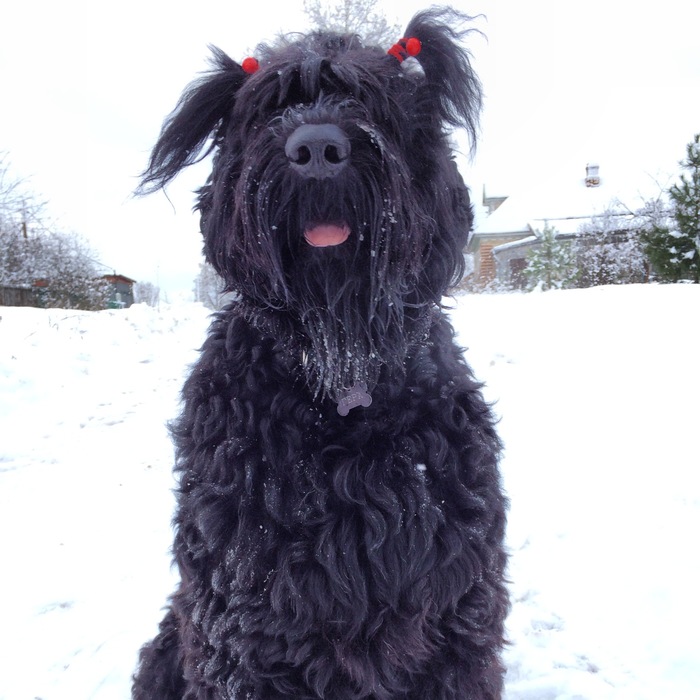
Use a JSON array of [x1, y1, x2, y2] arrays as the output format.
[[242, 57, 260, 74], [387, 37, 421, 63]]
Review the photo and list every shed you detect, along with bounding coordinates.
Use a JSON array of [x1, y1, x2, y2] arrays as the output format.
[[102, 274, 136, 308]]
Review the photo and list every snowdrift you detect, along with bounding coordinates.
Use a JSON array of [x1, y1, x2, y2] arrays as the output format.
[[1, 285, 698, 699]]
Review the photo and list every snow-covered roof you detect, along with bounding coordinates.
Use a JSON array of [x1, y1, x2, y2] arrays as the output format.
[[492, 235, 537, 254], [474, 163, 657, 239]]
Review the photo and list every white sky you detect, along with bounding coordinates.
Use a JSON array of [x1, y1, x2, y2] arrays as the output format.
[[2, 0, 699, 298]]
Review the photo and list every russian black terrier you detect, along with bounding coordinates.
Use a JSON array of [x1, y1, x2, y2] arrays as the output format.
[[133, 8, 508, 699]]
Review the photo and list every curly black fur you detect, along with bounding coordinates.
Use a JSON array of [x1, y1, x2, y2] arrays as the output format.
[[133, 8, 508, 699]]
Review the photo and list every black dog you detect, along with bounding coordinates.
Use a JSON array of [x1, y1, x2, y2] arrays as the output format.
[[133, 8, 508, 699]]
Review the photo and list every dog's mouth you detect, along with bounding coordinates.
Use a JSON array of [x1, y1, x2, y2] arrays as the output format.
[[303, 222, 351, 248]]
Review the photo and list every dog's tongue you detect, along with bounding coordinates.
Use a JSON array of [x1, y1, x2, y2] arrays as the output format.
[[304, 223, 350, 247]]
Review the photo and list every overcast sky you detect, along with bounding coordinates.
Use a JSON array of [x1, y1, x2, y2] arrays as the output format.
[[2, 0, 699, 298]]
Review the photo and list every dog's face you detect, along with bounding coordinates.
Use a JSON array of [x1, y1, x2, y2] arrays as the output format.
[[140, 9, 482, 400]]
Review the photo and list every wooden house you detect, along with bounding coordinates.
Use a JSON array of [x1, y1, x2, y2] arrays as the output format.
[[467, 164, 652, 289]]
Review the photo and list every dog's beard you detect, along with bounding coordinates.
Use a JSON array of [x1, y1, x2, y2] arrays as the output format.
[[293, 252, 405, 401]]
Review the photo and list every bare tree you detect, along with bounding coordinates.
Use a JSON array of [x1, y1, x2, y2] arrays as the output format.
[[0, 153, 47, 238], [303, 0, 400, 47]]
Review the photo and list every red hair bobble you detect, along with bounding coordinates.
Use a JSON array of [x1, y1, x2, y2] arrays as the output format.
[[242, 57, 260, 74], [387, 37, 422, 63]]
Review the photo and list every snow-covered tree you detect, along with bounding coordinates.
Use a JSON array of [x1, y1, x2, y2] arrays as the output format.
[[134, 281, 160, 307], [1, 156, 110, 310], [642, 134, 700, 283], [194, 262, 227, 310], [0, 154, 44, 225], [0, 228, 110, 310], [525, 224, 576, 291], [303, 0, 400, 46], [574, 208, 649, 287], [0, 154, 48, 247]]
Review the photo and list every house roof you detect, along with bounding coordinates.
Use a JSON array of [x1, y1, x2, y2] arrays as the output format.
[[472, 163, 657, 242], [102, 274, 136, 284]]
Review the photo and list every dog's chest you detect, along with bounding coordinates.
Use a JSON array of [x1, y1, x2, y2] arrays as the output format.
[[187, 315, 486, 631], [224, 399, 454, 603]]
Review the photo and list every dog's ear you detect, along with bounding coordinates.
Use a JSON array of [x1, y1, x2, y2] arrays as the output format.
[[138, 48, 247, 194], [402, 8, 482, 148]]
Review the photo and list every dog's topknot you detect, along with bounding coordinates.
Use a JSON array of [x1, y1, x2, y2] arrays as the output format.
[[139, 7, 481, 194]]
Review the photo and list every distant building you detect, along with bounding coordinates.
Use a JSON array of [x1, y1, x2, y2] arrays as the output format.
[[1, 274, 137, 309], [0, 285, 34, 307], [102, 274, 136, 308], [467, 163, 653, 289]]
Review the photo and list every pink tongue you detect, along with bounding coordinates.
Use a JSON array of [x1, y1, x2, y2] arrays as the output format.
[[304, 223, 350, 247]]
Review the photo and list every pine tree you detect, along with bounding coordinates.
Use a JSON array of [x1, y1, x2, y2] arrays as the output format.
[[525, 224, 576, 291], [642, 134, 700, 283]]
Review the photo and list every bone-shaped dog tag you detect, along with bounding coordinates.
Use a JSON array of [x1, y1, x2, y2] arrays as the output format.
[[337, 383, 372, 416]]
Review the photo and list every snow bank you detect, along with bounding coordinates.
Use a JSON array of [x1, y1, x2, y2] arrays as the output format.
[[451, 284, 700, 699], [0, 303, 211, 700], [1, 286, 698, 699]]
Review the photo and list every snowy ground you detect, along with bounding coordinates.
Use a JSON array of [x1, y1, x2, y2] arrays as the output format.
[[1, 284, 699, 699]]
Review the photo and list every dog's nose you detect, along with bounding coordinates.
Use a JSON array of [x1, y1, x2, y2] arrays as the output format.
[[285, 124, 350, 179]]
